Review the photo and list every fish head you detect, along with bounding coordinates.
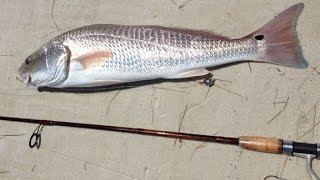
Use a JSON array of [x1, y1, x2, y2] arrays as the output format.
[[18, 40, 70, 87]]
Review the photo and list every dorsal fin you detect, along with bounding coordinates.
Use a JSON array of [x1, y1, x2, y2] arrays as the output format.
[[144, 25, 230, 40]]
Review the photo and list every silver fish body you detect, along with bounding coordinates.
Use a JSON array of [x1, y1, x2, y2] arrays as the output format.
[[18, 3, 307, 88], [58, 25, 257, 87]]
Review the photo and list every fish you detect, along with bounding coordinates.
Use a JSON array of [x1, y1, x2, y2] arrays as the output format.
[[18, 3, 307, 88]]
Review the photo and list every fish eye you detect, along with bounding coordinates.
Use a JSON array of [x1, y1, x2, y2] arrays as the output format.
[[254, 34, 264, 41], [25, 59, 31, 65]]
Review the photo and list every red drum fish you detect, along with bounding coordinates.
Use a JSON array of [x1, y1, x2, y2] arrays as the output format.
[[18, 3, 307, 88]]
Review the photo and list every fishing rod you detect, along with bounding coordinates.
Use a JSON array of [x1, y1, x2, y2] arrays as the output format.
[[0, 116, 319, 179]]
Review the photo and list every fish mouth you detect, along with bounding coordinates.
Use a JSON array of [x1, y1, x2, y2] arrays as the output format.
[[17, 73, 31, 84]]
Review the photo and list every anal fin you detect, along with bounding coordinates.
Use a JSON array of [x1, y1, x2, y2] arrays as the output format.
[[166, 69, 209, 79]]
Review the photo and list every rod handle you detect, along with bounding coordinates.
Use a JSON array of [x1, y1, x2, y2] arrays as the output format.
[[239, 136, 283, 154]]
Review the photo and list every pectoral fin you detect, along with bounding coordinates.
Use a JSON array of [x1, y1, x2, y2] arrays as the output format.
[[166, 69, 209, 79], [74, 50, 113, 69]]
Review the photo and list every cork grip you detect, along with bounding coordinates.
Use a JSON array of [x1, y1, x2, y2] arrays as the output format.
[[239, 136, 283, 154]]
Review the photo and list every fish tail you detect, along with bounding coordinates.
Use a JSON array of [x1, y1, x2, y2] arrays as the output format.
[[249, 3, 308, 68]]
